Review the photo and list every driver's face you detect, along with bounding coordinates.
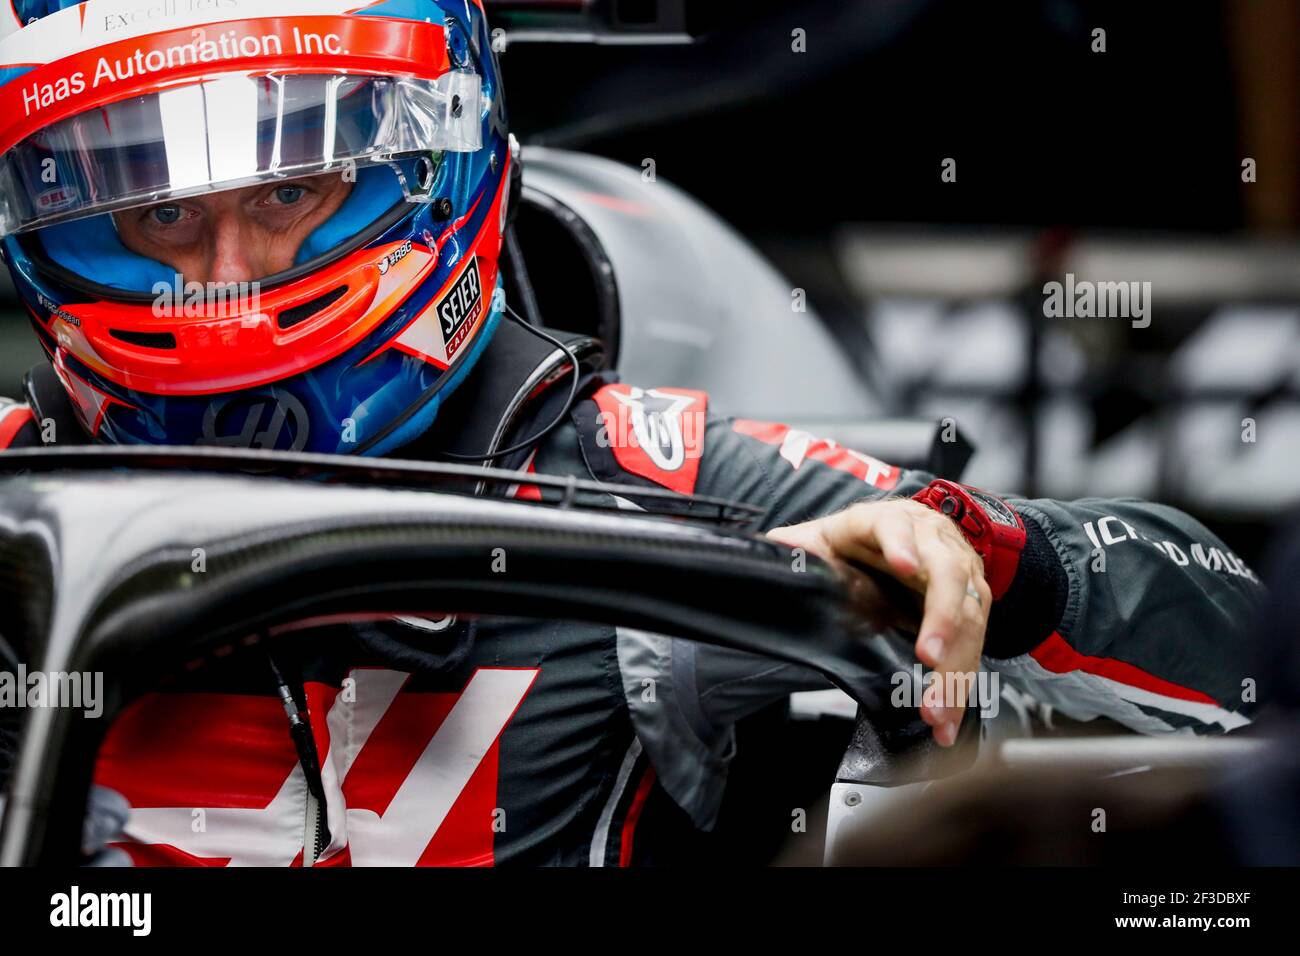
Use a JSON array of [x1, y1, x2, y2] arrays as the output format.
[[113, 174, 353, 286]]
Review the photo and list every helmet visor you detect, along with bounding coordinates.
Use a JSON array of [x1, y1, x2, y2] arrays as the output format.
[[0, 69, 482, 237]]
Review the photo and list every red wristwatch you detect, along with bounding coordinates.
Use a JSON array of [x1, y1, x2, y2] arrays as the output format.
[[911, 480, 1027, 600]]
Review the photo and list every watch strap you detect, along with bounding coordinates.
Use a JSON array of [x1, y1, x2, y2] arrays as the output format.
[[911, 479, 1026, 600]]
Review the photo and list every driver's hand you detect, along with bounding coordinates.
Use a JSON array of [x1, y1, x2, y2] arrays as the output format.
[[767, 498, 991, 747]]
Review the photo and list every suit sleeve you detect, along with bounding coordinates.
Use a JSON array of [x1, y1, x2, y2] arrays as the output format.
[[689, 414, 1264, 736]]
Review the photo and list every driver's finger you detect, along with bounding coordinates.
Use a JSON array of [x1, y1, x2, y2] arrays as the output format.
[[765, 519, 828, 560], [912, 525, 987, 726]]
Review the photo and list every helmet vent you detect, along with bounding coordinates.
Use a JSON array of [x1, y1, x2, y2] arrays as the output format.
[[278, 286, 349, 330], [109, 329, 177, 349]]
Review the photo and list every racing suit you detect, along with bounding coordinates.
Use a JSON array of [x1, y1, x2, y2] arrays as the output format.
[[0, 320, 1264, 866]]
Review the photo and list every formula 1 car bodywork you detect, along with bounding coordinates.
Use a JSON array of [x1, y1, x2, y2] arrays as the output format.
[[514, 147, 880, 421]]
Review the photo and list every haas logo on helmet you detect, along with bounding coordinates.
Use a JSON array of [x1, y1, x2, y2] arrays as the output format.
[[200, 388, 310, 452]]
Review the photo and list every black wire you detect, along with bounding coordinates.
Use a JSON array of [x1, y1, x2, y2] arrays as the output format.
[[503, 229, 544, 327], [433, 302, 582, 462], [267, 652, 327, 803]]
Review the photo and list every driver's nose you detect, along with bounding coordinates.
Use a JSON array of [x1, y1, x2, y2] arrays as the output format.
[[207, 213, 258, 286]]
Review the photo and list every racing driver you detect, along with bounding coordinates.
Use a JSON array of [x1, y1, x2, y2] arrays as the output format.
[[0, 0, 1264, 866]]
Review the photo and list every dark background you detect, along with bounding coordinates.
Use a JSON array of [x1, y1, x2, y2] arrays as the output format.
[[505, 0, 1265, 233]]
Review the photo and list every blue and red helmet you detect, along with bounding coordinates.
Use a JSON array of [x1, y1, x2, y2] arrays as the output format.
[[0, 0, 511, 455]]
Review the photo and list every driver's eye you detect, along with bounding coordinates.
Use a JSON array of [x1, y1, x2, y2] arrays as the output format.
[[150, 204, 182, 225], [274, 185, 306, 205]]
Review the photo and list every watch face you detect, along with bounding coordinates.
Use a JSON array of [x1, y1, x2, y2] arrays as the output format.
[[969, 489, 1019, 528]]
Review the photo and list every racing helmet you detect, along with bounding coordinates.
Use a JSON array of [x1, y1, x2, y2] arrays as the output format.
[[0, 0, 512, 455]]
